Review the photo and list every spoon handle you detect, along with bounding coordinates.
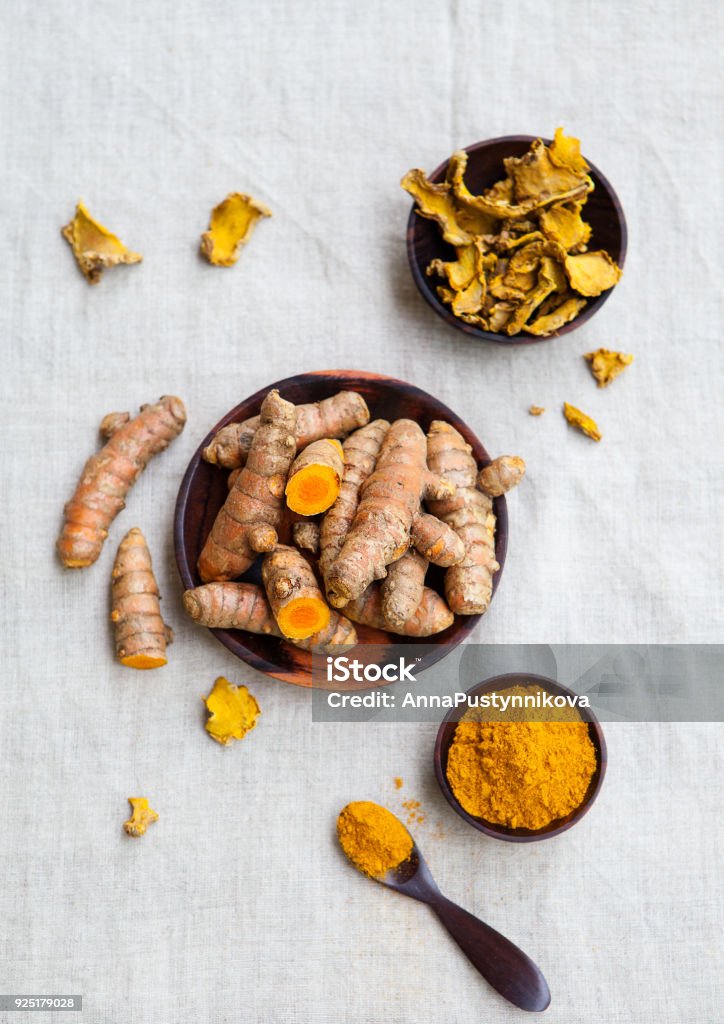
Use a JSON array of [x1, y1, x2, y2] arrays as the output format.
[[430, 894, 551, 1012]]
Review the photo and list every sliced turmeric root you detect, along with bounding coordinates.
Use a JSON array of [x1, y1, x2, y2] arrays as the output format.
[[262, 546, 331, 639], [285, 438, 344, 515]]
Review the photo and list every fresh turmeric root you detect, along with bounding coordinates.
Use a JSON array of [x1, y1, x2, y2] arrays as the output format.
[[261, 545, 331, 639], [325, 419, 459, 607], [183, 581, 357, 652], [203, 391, 370, 469], [183, 582, 279, 635], [426, 421, 499, 616], [477, 456, 526, 497], [197, 390, 297, 582], [285, 439, 344, 515], [319, 419, 390, 595], [380, 549, 428, 631], [111, 528, 172, 669], [57, 396, 186, 568], [345, 584, 454, 637]]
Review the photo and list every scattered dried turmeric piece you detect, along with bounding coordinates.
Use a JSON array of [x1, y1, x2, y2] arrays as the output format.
[[200, 192, 272, 267], [123, 797, 158, 838], [203, 676, 261, 746], [529, 405, 545, 416], [393, 777, 403, 789], [563, 403, 602, 442], [62, 201, 142, 284], [584, 348, 634, 387]]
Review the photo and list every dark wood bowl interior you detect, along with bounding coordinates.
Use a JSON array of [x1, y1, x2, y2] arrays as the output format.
[[407, 134, 628, 346], [434, 673, 607, 842], [174, 370, 508, 687]]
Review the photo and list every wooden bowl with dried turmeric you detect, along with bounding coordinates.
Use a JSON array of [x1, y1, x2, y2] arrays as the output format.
[[434, 673, 607, 841], [405, 130, 627, 345], [174, 370, 510, 686]]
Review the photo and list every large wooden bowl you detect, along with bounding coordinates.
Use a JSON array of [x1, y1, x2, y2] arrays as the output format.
[[174, 370, 508, 687], [407, 135, 627, 345]]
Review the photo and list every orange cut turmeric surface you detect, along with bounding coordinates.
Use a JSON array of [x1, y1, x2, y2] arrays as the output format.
[[446, 686, 597, 830], [203, 676, 260, 746], [285, 439, 344, 515]]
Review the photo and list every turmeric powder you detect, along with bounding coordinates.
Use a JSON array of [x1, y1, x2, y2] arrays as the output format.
[[337, 801, 413, 878], [446, 686, 597, 830]]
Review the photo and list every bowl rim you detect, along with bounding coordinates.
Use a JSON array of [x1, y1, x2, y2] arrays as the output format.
[[433, 671, 607, 842], [173, 369, 508, 685], [406, 133, 628, 346]]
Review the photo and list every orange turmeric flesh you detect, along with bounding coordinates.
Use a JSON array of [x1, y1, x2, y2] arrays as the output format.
[[121, 652, 167, 669], [276, 597, 330, 639], [285, 438, 344, 515], [286, 465, 340, 515]]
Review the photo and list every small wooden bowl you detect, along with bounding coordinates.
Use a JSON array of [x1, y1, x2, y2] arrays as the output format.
[[407, 135, 627, 346], [434, 673, 607, 842], [174, 370, 508, 687]]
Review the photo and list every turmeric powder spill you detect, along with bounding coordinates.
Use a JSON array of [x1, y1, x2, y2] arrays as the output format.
[[446, 686, 597, 830], [337, 801, 413, 878]]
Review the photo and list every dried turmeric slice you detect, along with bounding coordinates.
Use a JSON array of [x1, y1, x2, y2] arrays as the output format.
[[426, 244, 478, 291], [505, 136, 590, 204], [203, 676, 260, 746], [400, 169, 475, 245], [584, 348, 634, 387], [123, 798, 158, 837], [200, 192, 272, 267], [563, 251, 621, 297], [285, 439, 344, 516], [539, 202, 591, 250], [62, 201, 142, 284], [548, 126, 590, 174], [524, 296, 587, 336], [563, 403, 602, 442], [529, 405, 545, 416]]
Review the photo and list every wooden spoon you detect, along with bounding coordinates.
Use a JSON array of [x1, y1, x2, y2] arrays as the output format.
[[365, 839, 551, 1012]]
